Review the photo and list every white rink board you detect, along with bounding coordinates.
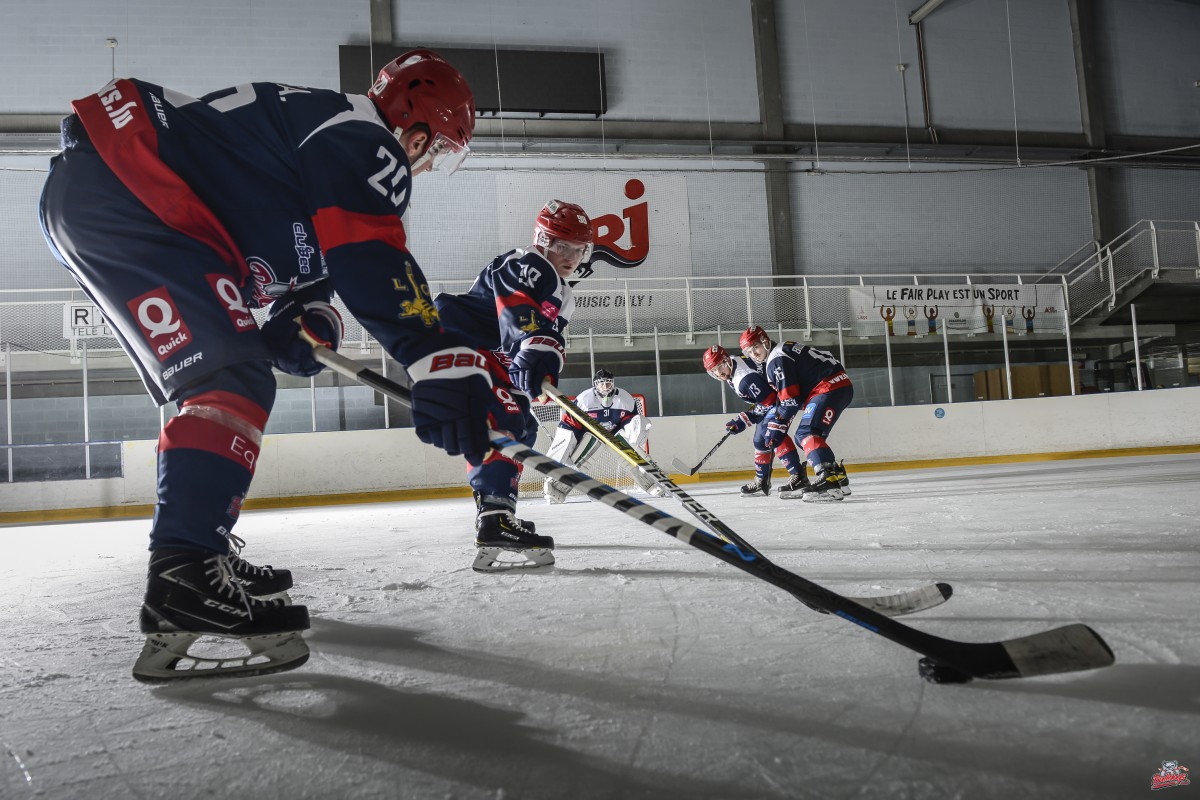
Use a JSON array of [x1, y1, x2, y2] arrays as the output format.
[[2, 386, 1199, 513]]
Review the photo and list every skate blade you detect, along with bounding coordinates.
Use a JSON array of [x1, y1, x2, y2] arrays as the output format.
[[132, 630, 309, 684], [777, 490, 805, 500], [801, 488, 845, 502], [473, 546, 555, 573]]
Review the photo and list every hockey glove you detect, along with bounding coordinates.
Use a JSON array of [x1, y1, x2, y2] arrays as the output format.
[[509, 332, 565, 397], [726, 413, 751, 435], [762, 419, 790, 450], [409, 347, 533, 466], [261, 299, 343, 377]]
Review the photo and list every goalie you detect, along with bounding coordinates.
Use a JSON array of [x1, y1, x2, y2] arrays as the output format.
[[544, 370, 659, 502]]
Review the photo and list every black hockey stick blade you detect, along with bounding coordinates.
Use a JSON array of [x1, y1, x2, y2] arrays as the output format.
[[307, 346, 1113, 679], [487, 433, 1113, 681], [672, 432, 732, 476]]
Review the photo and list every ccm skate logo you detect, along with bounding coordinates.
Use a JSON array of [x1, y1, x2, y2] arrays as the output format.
[[127, 287, 195, 363], [203, 599, 251, 617], [98, 86, 137, 130], [430, 352, 487, 372]]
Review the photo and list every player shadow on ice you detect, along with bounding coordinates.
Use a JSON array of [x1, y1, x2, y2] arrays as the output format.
[[978, 662, 1200, 716], [153, 669, 739, 800]]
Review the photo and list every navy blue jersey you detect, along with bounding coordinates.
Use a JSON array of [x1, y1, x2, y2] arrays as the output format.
[[762, 342, 851, 423], [434, 247, 573, 356], [71, 78, 446, 366], [726, 355, 778, 423]]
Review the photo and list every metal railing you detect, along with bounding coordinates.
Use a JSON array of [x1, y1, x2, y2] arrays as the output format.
[[1036, 220, 1200, 324]]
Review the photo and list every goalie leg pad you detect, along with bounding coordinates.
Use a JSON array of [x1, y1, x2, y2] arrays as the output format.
[[544, 478, 570, 504], [633, 466, 667, 497]]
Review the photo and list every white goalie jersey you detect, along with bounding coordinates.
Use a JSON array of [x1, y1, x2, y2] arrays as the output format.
[[543, 387, 656, 502]]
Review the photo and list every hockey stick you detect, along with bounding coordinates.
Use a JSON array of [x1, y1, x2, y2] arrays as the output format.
[[542, 384, 767, 558], [542, 386, 950, 617], [304, 345, 1113, 681], [670, 431, 732, 476]]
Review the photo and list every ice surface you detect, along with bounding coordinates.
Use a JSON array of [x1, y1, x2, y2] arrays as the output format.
[[2, 454, 1198, 799]]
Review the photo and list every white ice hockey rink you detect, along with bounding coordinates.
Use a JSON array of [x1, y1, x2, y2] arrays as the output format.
[[2, 453, 1198, 799]]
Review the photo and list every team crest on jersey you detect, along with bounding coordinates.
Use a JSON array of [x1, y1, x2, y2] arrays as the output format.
[[517, 314, 540, 334], [1151, 760, 1190, 790], [247, 257, 297, 307], [394, 262, 439, 327]]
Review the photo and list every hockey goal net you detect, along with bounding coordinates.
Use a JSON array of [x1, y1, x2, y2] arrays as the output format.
[[517, 393, 650, 499]]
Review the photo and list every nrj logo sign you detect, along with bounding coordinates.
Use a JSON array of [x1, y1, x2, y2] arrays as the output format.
[[579, 178, 650, 279], [1152, 760, 1190, 791]]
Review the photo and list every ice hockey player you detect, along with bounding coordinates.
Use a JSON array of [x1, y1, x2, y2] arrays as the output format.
[[434, 200, 597, 571], [702, 344, 808, 497], [39, 51, 533, 681], [543, 369, 660, 502], [739, 326, 854, 501]]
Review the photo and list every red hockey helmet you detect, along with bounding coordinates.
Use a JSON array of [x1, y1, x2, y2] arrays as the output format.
[[702, 345, 733, 379], [535, 200, 594, 263], [368, 49, 476, 173], [739, 325, 771, 363]]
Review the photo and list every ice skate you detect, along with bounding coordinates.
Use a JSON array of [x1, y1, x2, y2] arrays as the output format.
[[132, 548, 310, 683], [802, 463, 846, 502], [834, 461, 852, 496], [473, 510, 555, 572], [225, 534, 293, 600], [474, 491, 537, 532], [741, 473, 771, 497], [777, 472, 810, 500]]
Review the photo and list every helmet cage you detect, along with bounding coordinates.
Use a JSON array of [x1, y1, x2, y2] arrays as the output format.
[[593, 368, 615, 398]]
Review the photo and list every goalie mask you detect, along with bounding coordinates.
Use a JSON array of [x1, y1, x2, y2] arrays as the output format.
[[593, 368, 616, 403], [535, 200, 594, 280], [368, 49, 475, 174], [739, 325, 772, 365], [702, 345, 734, 381]]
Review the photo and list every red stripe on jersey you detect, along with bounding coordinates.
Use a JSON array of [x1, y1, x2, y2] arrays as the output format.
[[809, 372, 851, 397], [778, 384, 803, 402], [71, 81, 248, 281], [158, 413, 261, 474], [181, 390, 269, 430], [799, 435, 827, 456], [312, 206, 408, 252], [494, 290, 540, 316]]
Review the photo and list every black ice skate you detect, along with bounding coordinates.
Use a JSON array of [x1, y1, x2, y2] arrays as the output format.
[[834, 460, 852, 496], [777, 472, 810, 500], [802, 462, 846, 502], [132, 548, 310, 683], [473, 510, 555, 573], [741, 473, 772, 497], [226, 534, 293, 600], [474, 491, 537, 532]]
